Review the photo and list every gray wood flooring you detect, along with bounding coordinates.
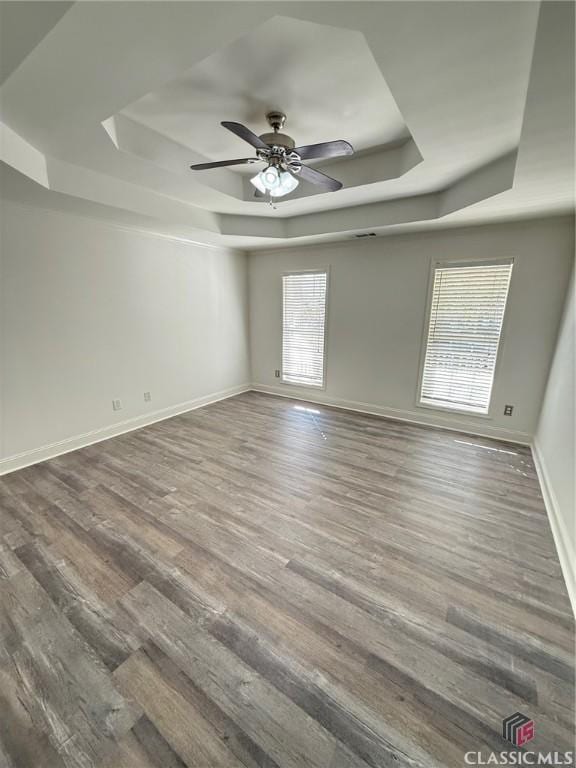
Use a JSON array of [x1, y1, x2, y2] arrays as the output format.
[[0, 391, 573, 767]]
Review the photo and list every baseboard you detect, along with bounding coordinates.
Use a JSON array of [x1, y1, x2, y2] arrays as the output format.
[[0, 384, 251, 476], [532, 438, 576, 618], [250, 383, 532, 445]]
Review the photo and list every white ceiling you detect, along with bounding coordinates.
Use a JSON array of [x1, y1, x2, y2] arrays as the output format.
[[0, 1, 72, 84], [0, 1, 573, 249], [123, 16, 410, 167]]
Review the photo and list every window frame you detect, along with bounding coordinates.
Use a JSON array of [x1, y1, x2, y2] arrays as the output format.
[[415, 257, 514, 419], [281, 267, 330, 391]]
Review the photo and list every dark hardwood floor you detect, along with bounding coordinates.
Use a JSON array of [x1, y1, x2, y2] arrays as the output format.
[[0, 391, 573, 768]]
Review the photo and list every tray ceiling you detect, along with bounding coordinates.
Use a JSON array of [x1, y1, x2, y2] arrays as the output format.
[[0, 1, 573, 249]]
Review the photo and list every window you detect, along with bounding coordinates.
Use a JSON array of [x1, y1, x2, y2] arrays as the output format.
[[419, 261, 513, 414], [282, 270, 328, 388]]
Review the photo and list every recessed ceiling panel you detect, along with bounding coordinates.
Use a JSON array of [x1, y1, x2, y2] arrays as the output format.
[[121, 16, 410, 171]]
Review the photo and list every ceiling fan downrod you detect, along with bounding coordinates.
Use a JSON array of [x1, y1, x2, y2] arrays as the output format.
[[259, 111, 295, 150]]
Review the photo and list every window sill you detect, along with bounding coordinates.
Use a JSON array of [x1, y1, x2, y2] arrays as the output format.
[[416, 401, 493, 420], [280, 378, 326, 392]]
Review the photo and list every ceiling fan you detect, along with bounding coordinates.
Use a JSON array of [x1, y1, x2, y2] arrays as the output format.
[[190, 111, 354, 198]]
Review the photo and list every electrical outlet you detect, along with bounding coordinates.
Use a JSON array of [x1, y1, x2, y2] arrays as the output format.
[[112, 399, 122, 412], [504, 404, 514, 416], [144, 391, 151, 402], [275, 369, 280, 378]]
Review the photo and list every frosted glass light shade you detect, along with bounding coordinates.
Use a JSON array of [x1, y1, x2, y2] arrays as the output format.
[[250, 167, 299, 198]]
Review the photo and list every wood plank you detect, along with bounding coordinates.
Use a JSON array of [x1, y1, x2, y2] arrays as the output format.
[[0, 560, 139, 766], [114, 646, 245, 768], [119, 581, 376, 768], [14, 538, 141, 671]]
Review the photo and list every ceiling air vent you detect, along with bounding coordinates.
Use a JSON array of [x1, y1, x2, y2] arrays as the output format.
[[354, 232, 377, 238]]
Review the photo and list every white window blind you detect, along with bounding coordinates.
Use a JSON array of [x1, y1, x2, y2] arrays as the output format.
[[282, 271, 328, 387], [420, 261, 513, 414]]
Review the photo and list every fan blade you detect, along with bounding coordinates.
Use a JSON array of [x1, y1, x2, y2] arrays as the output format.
[[297, 165, 343, 191], [293, 140, 353, 161], [221, 121, 270, 150], [190, 158, 258, 170]]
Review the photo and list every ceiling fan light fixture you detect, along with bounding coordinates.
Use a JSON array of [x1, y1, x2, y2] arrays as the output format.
[[250, 167, 299, 198]]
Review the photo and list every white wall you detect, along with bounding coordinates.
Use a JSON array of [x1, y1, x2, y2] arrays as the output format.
[[0, 202, 250, 471], [534, 265, 575, 611], [1, 206, 572, 471], [249, 217, 574, 443]]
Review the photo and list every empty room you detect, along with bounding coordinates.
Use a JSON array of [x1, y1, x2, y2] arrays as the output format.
[[0, 1, 574, 767]]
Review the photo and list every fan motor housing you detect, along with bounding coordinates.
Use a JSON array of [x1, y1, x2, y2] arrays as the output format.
[[259, 132, 295, 149]]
